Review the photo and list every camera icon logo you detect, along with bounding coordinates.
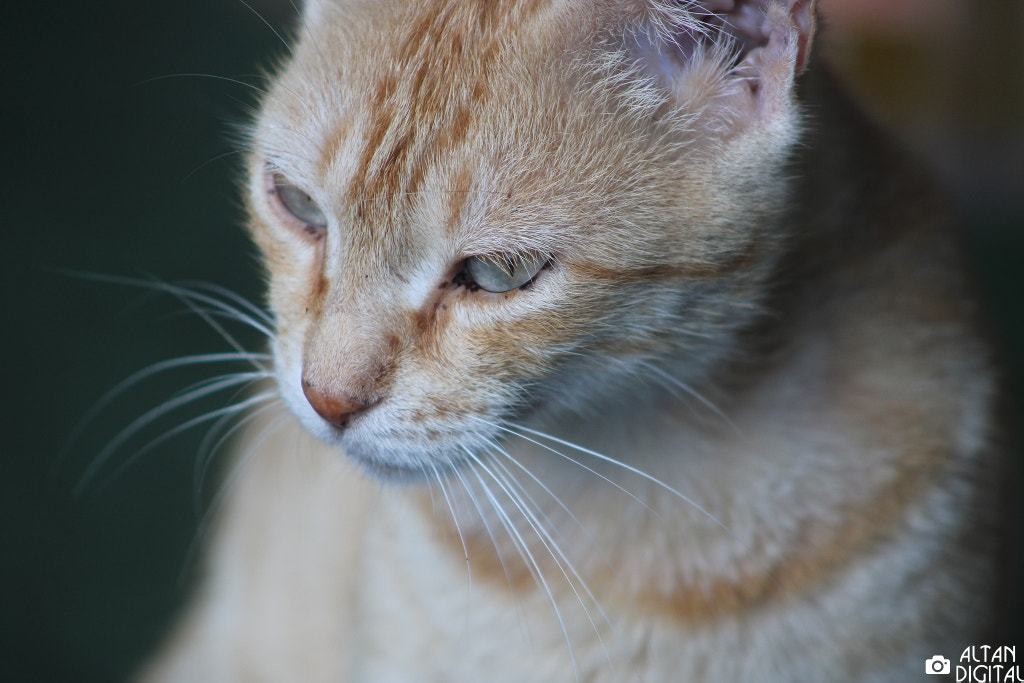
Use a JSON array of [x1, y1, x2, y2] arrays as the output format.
[[926, 655, 951, 675]]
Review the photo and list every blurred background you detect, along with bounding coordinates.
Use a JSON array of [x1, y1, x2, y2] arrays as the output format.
[[3, 0, 1022, 680]]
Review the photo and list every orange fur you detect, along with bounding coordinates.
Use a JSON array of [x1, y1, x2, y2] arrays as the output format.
[[140, 1, 1001, 680]]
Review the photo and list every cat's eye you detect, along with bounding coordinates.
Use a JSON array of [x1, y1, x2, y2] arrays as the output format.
[[463, 253, 547, 293], [271, 173, 328, 230]]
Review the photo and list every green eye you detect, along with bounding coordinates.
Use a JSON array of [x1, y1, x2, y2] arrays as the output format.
[[272, 173, 328, 229], [464, 253, 547, 293]]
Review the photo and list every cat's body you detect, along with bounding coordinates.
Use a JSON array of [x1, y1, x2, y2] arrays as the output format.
[[141, 1, 1000, 680]]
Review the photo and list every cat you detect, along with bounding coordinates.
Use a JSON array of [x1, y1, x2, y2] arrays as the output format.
[[138, 0, 1003, 680]]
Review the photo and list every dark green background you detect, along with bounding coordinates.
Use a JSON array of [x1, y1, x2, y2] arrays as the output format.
[[5, 2, 289, 680], [4, 2, 1022, 681]]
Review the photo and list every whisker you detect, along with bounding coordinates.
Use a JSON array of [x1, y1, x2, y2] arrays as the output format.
[[434, 458, 489, 643], [192, 396, 283, 513], [165, 369, 272, 401], [497, 424, 783, 641], [179, 411, 291, 585], [148, 278, 275, 343], [236, 0, 294, 57], [58, 351, 271, 471], [183, 149, 247, 182], [484, 452, 640, 680], [463, 449, 581, 682], [474, 418, 660, 521], [507, 424, 737, 541], [165, 288, 273, 355], [175, 280, 274, 327], [232, 0, 339, 144], [158, 305, 274, 344], [635, 360, 740, 435], [135, 72, 268, 95], [421, 462, 440, 512], [97, 391, 277, 496], [480, 434, 615, 568], [428, 461, 472, 604], [49, 270, 276, 341], [446, 458, 536, 645], [76, 371, 269, 495], [476, 451, 617, 677], [192, 407, 242, 494]]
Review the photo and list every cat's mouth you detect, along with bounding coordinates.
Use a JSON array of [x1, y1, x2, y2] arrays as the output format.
[[281, 358, 511, 483]]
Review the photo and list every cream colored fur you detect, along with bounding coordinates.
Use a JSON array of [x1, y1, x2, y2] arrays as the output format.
[[139, 0, 1001, 680]]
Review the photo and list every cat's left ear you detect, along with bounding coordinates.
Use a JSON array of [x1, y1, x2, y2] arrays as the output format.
[[698, 0, 818, 76], [629, 0, 818, 123]]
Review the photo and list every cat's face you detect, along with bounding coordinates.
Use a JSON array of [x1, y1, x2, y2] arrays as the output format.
[[244, 0, 810, 478]]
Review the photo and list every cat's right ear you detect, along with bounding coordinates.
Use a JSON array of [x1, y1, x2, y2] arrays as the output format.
[[624, 0, 817, 130]]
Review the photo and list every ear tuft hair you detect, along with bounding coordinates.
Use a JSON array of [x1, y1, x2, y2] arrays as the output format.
[[623, 0, 816, 129], [646, 1, 816, 72]]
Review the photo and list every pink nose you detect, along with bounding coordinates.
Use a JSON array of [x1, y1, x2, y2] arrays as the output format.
[[301, 379, 372, 429]]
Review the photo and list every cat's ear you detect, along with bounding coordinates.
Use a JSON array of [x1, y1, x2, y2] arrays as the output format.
[[626, 0, 817, 126]]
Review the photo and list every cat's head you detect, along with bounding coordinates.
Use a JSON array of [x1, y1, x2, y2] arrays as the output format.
[[244, 0, 816, 478]]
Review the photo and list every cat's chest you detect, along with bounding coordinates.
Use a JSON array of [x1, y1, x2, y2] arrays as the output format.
[[348, 497, 944, 683], [347, 491, 759, 682], [350, 493, 629, 681]]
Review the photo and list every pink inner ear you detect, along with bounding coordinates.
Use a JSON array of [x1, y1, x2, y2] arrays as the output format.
[[787, 0, 816, 74], [688, 0, 817, 74]]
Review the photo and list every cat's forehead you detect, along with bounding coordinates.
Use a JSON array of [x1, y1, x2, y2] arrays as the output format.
[[257, 1, 592, 249], [255, 0, 736, 263], [267, 3, 590, 162]]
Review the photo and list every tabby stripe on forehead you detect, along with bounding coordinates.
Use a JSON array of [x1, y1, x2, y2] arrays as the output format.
[[347, 0, 547, 218]]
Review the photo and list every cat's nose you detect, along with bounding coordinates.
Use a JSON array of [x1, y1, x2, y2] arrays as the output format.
[[301, 379, 373, 429]]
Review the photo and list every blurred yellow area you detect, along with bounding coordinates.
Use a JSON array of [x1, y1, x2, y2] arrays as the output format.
[[820, 0, 1024, 210]]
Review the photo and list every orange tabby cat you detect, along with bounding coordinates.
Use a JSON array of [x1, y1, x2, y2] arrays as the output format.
[[140, 0, 1001, 680]]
